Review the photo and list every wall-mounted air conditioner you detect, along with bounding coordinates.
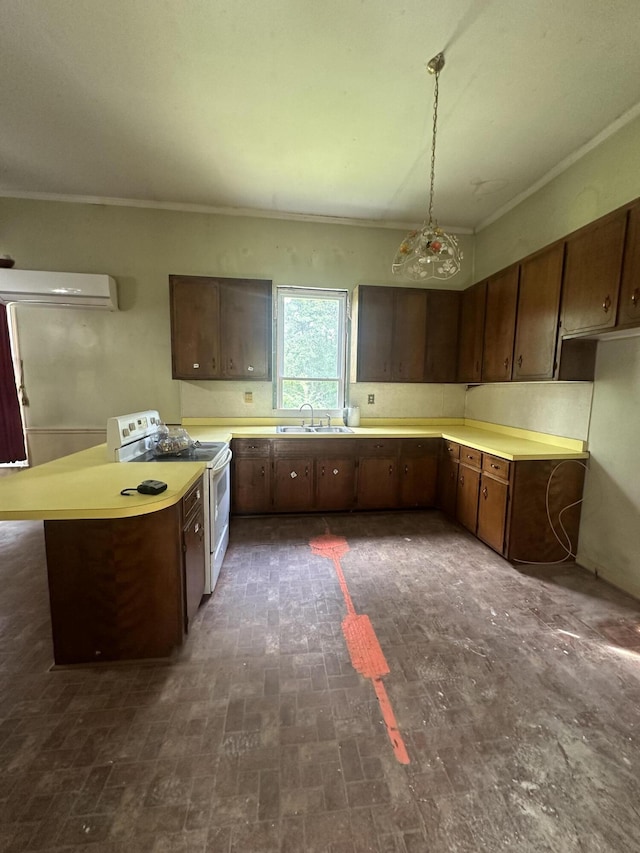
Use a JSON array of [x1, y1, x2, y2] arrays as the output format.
[[0, 270, 118, 310]]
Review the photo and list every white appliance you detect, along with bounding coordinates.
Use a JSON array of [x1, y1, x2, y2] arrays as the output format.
[[0, 269, 118, 309], [106, 410, 231, 594]]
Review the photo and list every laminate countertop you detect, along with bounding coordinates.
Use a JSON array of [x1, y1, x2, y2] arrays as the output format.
[[0, 419, 588, 521]]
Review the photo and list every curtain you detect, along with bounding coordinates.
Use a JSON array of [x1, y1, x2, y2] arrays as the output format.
[[0, 306, 27, 462]]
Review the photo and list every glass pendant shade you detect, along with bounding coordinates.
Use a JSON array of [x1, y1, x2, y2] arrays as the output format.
[[392, 223, 463, 281]]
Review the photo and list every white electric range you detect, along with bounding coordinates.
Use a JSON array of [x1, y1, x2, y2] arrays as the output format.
[[106, 410, 231, 594]]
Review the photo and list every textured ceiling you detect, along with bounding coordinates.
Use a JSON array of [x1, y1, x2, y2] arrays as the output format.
[[2, 0, 640, 231]]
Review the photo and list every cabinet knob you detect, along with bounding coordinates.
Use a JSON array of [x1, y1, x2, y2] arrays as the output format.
[[602, 295, 611, 313], [517, 355, 523, 368], [290, 471, 297, 479], [212, 358, 216, 369], [404, 464, 409, 474], [194, 522, 200, 533], [229, 359, 234, 369], [482, 487, 488, 499], [260, 466, 265, 476], [196, 489, 200, 500], [193, 363, 200, 369], [247, 365, 254, 372], [632, 288, 639, 306], [503, 357, 510, 370], [490, 463, 500, 470], [459, 475, 464, 485], [333, 468, 339, 475], [389, 465, 394, 475]]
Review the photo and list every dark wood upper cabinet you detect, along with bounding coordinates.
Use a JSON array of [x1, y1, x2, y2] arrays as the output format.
[[617, 203, 640, 327], [218, 279, 272, 379], [513, 243, 564, 380], [169, 276, 220, 379], [457, 281, 486, 383], [170, 276, 272, 380], [424, 290, 461, 382], [482, 265, 519, 382], [560, 209, 627, 335], [352, 285, 427, 382]]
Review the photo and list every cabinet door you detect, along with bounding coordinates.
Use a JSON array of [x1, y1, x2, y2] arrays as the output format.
[[183, 505, 206, 628], [392, 288, 427, 381], [354, 286, 394, 381], [219, 279, 272, 379], [437, 454, 458, 517], [482, 266, 519, 382], [316, 457, 357, 510], [513, 244, 564, 380], [617, 204, 640, 327], [357, 457, 398, 509], [561, 210, 626, 335], [273, 458, 314, 511], [477, 475, 508, 555], [455, 464, 480, 533], [399, 455, 438, 508], [457, 281, 486, 382], [169, 277, 220, 379], [398, 439, 439, 508], [424, 290, 461, 382], [232, 457, 271, 514]]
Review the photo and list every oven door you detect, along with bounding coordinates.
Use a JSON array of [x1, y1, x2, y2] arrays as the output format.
[[207, 447, 232, 593]]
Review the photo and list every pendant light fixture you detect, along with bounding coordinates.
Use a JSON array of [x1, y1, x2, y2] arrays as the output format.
[[392, 52, 463, 281]]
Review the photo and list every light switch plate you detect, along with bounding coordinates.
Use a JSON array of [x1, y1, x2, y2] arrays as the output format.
[[367, 394, 375, 404], [244, 391, 253, 403]]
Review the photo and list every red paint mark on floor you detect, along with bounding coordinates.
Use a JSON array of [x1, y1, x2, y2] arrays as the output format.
[[310, 528, 410, 765]]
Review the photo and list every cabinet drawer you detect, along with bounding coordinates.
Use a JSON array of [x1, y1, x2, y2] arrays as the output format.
[[442, 440, 460, 460], [357, 438, 399, 457], [401, 438, 439, 457], [273, 439, 315, 456], [182, 477, 203, 521], [460, 447, 482, 469], [232, 438, 271, 457], [482, 454, 511, 482]]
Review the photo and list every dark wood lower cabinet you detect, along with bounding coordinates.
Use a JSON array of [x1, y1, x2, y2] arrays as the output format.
[[232, 437, 439, 514], [45, 504, 186, 665], [273, 456, 314, 511], [477, 474, 509, 553], [183, 493, 206, 630], [316, 455, 357, 510], [456, 463, 481, 533], [356, 456, 398, 509]]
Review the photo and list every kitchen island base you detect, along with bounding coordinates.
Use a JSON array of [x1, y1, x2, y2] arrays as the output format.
[[44, 504, 186, 665]]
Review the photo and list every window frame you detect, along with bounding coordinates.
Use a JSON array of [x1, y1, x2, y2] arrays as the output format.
[[275, 285, 348, 413]]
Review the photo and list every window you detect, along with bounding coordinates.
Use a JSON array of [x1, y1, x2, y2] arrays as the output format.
[[276, 286, 348, 411]]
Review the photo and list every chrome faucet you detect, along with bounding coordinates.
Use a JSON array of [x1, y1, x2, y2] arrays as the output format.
[[299, 402, 315, 427]]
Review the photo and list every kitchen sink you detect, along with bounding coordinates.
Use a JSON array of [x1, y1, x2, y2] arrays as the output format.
[[276, 425, 354, 434]]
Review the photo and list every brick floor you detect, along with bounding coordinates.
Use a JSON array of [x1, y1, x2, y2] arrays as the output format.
[[2, 511, 640, 851]]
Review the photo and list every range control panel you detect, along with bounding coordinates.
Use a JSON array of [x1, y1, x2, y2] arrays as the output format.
[[106, 410, 162, 460]]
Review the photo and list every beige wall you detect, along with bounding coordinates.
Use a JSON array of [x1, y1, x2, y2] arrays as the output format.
[[2, 198, 473, 464], [472, 112, 640, 595]]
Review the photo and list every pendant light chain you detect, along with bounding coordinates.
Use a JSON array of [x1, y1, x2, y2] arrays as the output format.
[[427, 64, 439, 228]]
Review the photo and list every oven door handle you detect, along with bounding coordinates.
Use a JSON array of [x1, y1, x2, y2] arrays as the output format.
[[212, 447, 233, 474]]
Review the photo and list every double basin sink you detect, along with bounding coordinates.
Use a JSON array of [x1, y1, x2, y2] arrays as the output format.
[[276, 425, 354, 434]]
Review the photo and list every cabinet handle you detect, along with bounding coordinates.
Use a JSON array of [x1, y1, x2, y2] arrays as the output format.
[[229, 358, 234, 369], [196, 489, 201, 500], [321, 465, 325, 476], [517, 355, 523, 368], [503, 357, 510, 370], [459, 475, 464, 485], [374, 444, 384, 449], [490, 463, 500, 470], [632, 288, 640, 306], [389, 465, 394, 476], [467, 454, 474, 460], [482, 487, 488, 499], [260, 466, 265, 477], [404, 465, 409, 474], [305, 466, 309, 477], [194, 522, 200, 533], [212, 358, 216, 370], [602, 295, 611, 313], [193, 362, 200, 369]]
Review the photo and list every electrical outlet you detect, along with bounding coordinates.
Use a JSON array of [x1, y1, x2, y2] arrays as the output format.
[[367, 394, 375, 404], [244, 391, 253, 403]]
